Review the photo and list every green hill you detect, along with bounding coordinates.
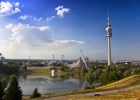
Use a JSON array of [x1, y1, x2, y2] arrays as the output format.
[[98, 74, 140, 90]]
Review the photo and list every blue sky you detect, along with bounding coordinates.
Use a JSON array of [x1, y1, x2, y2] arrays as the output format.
[[0, 0, 139, 60]]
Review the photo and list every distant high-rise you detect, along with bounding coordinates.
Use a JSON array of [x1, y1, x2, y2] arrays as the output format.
[[105, 16, 112, 66], [53, 54, 54, 61]]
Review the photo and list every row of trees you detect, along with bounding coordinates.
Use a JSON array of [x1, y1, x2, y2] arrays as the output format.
[[85, 63, 140, 88], [0, 61, 23, 75]]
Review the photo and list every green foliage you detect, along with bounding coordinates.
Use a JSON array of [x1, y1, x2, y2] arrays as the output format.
[[0, 80, 4, 100], [30, 62, 44, 67], [1, 78, 8, 89], [132, 67, 140, 74], [81, 68, 88, 76], [30, 88, 41, 98], [123, 70, 131, 77], [84, 64, 140, 87], [4, 75, 22, 100], [100, 66, 124, 84], [85, 70, 95, 85], [0, 61, 21, 75], [60, 64, 68, 71], [100, 71, 108, 84]]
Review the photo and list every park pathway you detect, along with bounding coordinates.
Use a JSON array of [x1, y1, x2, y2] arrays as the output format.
[[42, 84, 140, 100]]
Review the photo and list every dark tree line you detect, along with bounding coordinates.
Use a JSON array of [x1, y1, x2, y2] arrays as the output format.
[[0, 61, 22, 75]]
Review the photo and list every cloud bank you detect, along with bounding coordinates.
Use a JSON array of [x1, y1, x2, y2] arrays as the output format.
[[1, 23, 85, 58], [3, 23, 85, 51], [0, 1, 20, 16], [5, 23, 52, 47]]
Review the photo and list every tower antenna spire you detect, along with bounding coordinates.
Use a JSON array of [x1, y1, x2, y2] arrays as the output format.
[[107, 10, 110, 26]]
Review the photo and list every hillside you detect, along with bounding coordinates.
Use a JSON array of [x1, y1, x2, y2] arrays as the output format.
[[98, 74, 140, 90], [68, 87, 140, 100]]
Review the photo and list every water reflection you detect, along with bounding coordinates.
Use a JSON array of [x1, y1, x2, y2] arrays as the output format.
[[19, 76, 84, 95]]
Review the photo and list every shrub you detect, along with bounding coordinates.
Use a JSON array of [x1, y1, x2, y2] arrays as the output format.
[[30, 88, 41, 98]]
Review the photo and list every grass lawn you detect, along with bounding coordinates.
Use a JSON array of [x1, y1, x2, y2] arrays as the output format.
[[27, 67, 51, 76]]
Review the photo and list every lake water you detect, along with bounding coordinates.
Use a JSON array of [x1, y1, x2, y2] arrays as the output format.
[[19, 76, 85, 95]]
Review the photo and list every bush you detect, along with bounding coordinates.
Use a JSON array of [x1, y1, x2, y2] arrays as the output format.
[[60, 64, 68, 71], [30, 88, 41, 98]]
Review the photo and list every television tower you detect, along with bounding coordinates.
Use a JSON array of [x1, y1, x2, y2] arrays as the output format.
[[105, 16, 112, 66]]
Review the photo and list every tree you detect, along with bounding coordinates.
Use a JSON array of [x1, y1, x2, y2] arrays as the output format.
[[100, 71, 108, 84], [1, 78, 8, 89], [4, 75, 22, 100], [124, 70, 131, 77], [0, 80, 4, 100], [30, 88, 41, 98], [60, 64, 68, 71], [132, 67, 140, 74]]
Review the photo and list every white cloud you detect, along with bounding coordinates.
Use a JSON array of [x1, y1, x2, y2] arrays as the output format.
[[14, 2, 20, 7], [5, 23, 52, 47], [0, 1, 21, 16], [19, 15, 30, 20], [33, 17, 43, 22], [5, 23, 14, 29], [47, 40, 85, 50], [46, 16, 55, 21], [1, 23, 85, 58], [19, 15, 54, 22], [33, 16, 55, 22], [55, 5, 70, 18], [52, 40, 84, 47], [5, 23, 84, 48], [39, 26, 50, 31]]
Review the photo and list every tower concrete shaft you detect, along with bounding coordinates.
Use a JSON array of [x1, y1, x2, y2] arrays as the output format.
[[105, 16, 112, 66], [107, 37, 111, 66]]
